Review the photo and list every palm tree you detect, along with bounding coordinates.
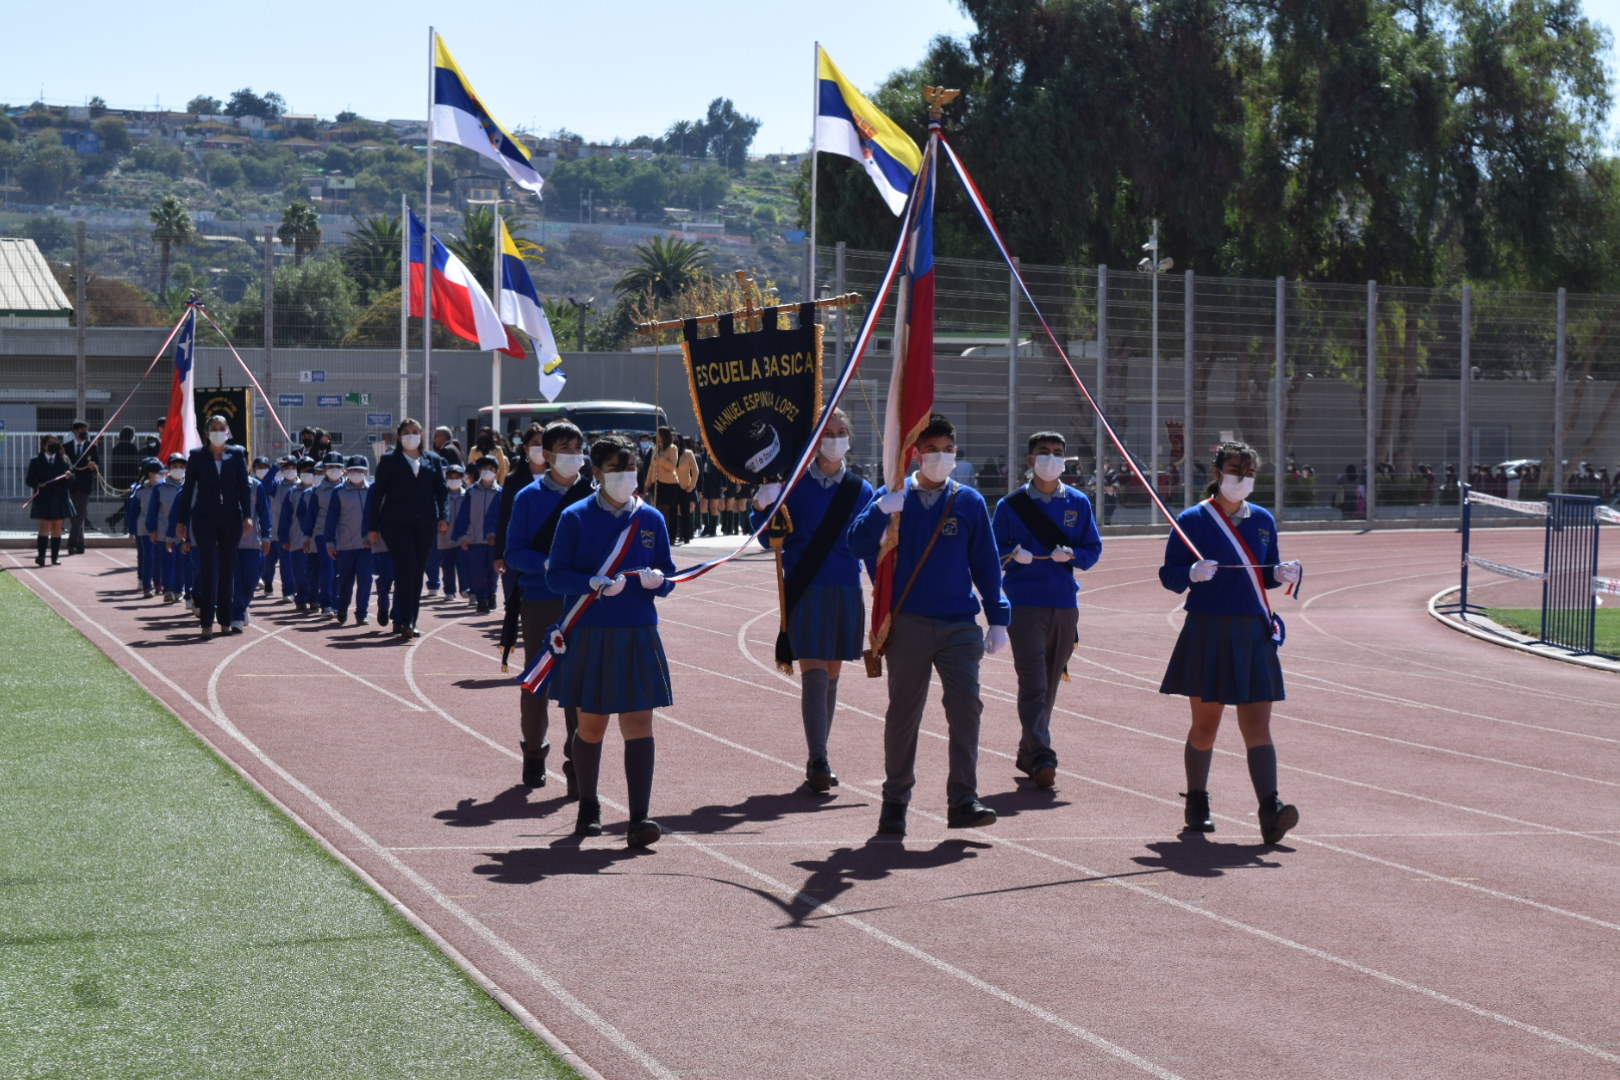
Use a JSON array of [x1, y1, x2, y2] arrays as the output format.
[[614, 236, 712, 302], [340, 213, 402, 303], [665, 119, 696, 158], [445, 205, 543, 291], [277, 201, 323, 267], [149, 195, 195, 303]]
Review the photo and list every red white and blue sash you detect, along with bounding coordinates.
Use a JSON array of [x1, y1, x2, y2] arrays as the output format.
[[1200, 499, 1285, 645], [518, 502, 644, 694]]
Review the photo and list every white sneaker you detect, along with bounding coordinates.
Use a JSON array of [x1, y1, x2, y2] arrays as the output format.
[[229, 620, 245, 631]]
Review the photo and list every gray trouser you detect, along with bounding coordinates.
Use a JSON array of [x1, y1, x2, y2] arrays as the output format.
[[521, 597, 578, 767], [1007, 605, 1078, 764], [883, 613, 984, 808]]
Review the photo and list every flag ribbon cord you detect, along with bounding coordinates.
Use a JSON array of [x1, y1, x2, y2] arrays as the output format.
[[195, 308, 292, 441], [937, 133, 1205, 563]]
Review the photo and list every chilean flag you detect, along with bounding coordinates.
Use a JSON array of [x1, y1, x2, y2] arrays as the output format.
[[407, 211, 524, 357], [869, 131, 939, 655], [156, 305, 202, 462]]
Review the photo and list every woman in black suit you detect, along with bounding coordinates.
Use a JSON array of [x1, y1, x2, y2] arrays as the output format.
[[175, 415, 254, 640], [26, 435, 75, 566], [367, 417, 449, 639]]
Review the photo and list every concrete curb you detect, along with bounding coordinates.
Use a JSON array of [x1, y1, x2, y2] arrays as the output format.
[[1425, 586, 1620, 674]]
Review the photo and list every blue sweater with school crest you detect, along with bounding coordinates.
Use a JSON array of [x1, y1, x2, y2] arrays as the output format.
[[1160, 500, 1284, 614], [749, 469, 876, 587], [546, 495, 677, 628], [849, 477, 1010, 626], [505, 473, 593, 600], [992, 483, 1104, 609]]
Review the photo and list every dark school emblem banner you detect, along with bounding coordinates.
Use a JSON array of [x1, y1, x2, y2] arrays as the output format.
[[681, 304, 823, 484]]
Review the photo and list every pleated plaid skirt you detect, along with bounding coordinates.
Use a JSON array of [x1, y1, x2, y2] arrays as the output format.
[[1159, 612, 1285, 705], [788, 583, 866, 662], [554, 624, 674, 714]]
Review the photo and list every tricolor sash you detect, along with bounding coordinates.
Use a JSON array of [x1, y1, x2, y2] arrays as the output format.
[[518, 502, 645, 694], [1199, 499, 1285, 645]]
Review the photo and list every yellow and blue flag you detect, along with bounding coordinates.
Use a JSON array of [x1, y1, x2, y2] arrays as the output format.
[[814, 46, 922, 215], [496, 219, 565, 401], [432, 34, 544, 195]]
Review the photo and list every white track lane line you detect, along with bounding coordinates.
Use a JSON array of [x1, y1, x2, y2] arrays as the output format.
[[430, 611, 1620, 1065], [4, 556, 655, 1080]]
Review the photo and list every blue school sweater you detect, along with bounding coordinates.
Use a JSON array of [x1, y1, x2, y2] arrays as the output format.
[[546, 495, 676, 628], [146, 478, 184, 541], [130, 483, 159, 537], [1160, 500, 1283, 614], [749, 468, 876, 587], [505, 472, 591, 600], [452, 482, 501, 545], [323, 483, 372, 552], [991, 483, 1104, 609], [849, 477, 1010, 626]]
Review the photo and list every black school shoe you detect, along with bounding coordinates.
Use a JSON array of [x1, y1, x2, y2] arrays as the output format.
[[947, 800, 997, 829], [520, 740, 548, 788], [805, 757, 838, 793], [876, 801, 907, 836], [335, 612, 348, 627], [627, 817, 662, 848], [1258, 794, 1300, 845], [575, 799, 603, 837], [1181, 790, 1215, 833], [1017, 750, 1059, 791]]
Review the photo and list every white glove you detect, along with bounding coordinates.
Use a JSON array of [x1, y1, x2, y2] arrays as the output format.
[[589, 575, 614, 592], [1276, 560, 1302, 584], [1189, 559, 1218, 583], [591, 574, 627, 596], [985, 625, 1009, 655], [877, 489, 906, 515], [1050, 545, 1074, 564], [753, 482, 783, 509], [638, 568, 665, 591], [1010, 544, 1035, 565]]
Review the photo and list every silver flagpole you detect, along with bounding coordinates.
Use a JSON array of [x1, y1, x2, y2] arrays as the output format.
[[491, 202, 502, 444], [806, 41, 820, 304], [398, 191, 409, 425], [424, 26, 436, 431]]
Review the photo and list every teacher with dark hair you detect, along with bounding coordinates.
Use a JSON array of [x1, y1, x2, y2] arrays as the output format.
[[174, 414, 255, 640], [368, 417, 449, 640]]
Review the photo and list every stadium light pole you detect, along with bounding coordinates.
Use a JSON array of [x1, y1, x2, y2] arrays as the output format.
[[566, 295, 595, 353], [1137, 220, 1173, 501]]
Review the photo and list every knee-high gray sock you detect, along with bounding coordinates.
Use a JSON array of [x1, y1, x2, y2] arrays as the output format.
[[801, 669, 831, 760], [573, 736, 603, 804], [826, 675, 840, 732], [624, 736, 655, 821], [1246, 743, 1279, 801], [1184, 742, 1214, 793]]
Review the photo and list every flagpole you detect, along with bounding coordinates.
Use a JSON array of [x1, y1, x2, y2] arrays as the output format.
[[398, 191, 409, 426], [424, 26, 436, 431], [490, 201, 502, 445], [806, 41, 820, 304]]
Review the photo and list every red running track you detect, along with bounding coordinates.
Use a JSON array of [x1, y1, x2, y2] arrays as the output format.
[[11, 527, 1620, 1080]]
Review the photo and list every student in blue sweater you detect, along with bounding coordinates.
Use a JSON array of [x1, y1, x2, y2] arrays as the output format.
[[278, 458, 319, 612], [454, 456, 502, 613], [849, 414, 1009, 836], [992, 431, 1103, 789], [546, 434, 677, 847], [324, 455, 375, 626], [751, 408, 875, 793], [504, 421, 594, 793], [1159, 440, 1303, 844], [128, 458, 163, 598]]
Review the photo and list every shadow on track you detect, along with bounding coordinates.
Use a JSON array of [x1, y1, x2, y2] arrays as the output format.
[[435, 786, 571, 828], [1131, 833, 1288, 877], [471, 836, 652, 885]]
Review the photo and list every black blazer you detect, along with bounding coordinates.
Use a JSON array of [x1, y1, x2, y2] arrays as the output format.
[[367, 449, 448, 532], [65, 437, 100, 493], [176, 445, 253, 528]]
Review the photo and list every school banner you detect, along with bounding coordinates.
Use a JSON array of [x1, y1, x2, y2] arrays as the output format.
[[681, 304, 823, 484], [195, 386, 253, 458]]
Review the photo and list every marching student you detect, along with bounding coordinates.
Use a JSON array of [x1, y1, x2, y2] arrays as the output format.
[[25, 434, 74, 566], [278, 458, 319, 612], [849, 414, 1009, 836], [365, 418, 451, 640], [128, 458, 164, 597], [1159, 440, 1302, 845], [698, 448, 725, 536], [146, 452, 188, 603], [546, 434, 677, 847], [504, 420, 594, 792], [495, 424, 548, 612], [433, 463, 467, 602], [750, 408, 875, 793], [230, 465, 271, 631], [454, 457, 502, 613], [303, 451, 347, 618], [173, 414, 254, 639], [324, 455, 375, 626], [991, 432, 1103, 789], [263, 457, 298, 599]]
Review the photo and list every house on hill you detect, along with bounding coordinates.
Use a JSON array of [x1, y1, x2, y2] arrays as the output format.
[[0, 238, 74, 329]]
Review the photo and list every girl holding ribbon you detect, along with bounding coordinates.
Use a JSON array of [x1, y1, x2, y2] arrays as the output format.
[[1159, 440, 1302, 845]]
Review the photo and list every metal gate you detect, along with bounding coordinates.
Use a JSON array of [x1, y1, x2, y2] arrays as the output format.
[[1541, 494, 1600, 655]]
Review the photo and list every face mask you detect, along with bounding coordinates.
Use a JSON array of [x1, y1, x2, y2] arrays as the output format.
[[45, 444, 60, 455], [919, 451, 956, 484], [400, 433, 422, 451], [1032, 454, 1065, 482], [169, 469, 187, 483], [528, 446, 545, 465], [326, 468, 344, 482], [447, 478, 463, 491], [1220, 474, 1256, 502], [253, 467, 269, 480], [209, 430, 230, 447], [478, 473, 496, 486], [820, 436, 850, 462], [639, 441, 654, 454], [552, 453, 584, 478], [347, 472, 367, 486], [280, 468, 297, 482], [601, 471, 638, 502], [300, 473, 317, 487]]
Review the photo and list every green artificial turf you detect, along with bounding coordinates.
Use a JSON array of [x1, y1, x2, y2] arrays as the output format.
[[1487, 605, 1620, 656], [0, 572, 578, 1080]]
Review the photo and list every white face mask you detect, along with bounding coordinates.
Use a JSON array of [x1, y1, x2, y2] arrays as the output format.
[[552, 453, 584, 479], [169, 468, 187, 483], [1032, 453, 1065, 482], [347, 472, 367, 486], [280, 468, 297, 482], [325, 468, 344, 482], [478, 473, 496, 487], [528, 446, 545, 465], [1220, 474, 1256, 502], [209, 430, 230, 447], [447, 478, 463, 491], [819, 436, 850, 462], [252, 467, 268, 480], [400, 433, 422, 451], [601, 471, 638, 502], [300, 473, 317, 487], [919, 451, 956, 484]]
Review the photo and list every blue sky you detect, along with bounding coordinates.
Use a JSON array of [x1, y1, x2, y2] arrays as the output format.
[[3, 0, 975, 153]]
